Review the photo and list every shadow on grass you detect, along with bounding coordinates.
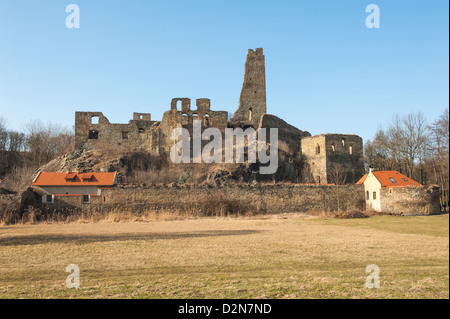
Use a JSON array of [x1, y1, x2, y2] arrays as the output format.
[[0, 230, 264, 246]]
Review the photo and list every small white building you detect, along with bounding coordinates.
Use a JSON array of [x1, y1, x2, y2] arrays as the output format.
[[356, 169, 440, 215]]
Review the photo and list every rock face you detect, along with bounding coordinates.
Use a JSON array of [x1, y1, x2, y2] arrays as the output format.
[[44, 48, 365, 184]]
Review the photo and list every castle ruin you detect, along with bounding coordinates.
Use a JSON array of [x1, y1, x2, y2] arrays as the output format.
[[74, 48, 364, 184]]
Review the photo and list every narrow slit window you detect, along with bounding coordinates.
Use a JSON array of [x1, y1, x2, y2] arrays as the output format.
[[349, 145, 353, 154], [373, 192, 377, 200]]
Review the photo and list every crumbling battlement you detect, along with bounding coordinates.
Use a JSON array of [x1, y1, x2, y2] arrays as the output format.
[[75, 98, 228, 157], [74, 111, 155, 151]]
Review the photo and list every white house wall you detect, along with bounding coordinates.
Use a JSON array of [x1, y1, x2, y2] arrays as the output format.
[[363, 172, 382, 211], [39, 186, 101, 196]]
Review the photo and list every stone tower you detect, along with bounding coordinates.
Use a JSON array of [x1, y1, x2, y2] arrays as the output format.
[[231, 48, 267, 128]]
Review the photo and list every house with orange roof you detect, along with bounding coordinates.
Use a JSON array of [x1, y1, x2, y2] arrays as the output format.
[[356, 168, 440, 215], [32, 171, 117, 205]]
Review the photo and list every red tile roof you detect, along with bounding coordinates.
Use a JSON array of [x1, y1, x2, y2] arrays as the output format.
[[64, 173, 76, 179], [33, 172, 116, 187], [356, 171, 423, 188]]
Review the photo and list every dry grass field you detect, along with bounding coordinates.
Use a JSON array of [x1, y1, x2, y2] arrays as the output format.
[[0, 214, 448, 299]]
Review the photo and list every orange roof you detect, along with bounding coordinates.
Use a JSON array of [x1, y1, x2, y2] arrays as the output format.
[[33, 172, 116, 187], [356, 171, 423, 188], [81, 173, 93, 179], [65, 173, 76, 179]]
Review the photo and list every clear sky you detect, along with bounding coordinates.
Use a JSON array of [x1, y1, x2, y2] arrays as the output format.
[[0, 0, 448, 143]]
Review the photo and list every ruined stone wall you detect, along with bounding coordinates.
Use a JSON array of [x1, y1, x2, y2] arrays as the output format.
[[74, 98, 228, 161], [159, 98, 228, 160], [301, 135, 328, 184], [98, 184, 365, 214], [301, 134, 364, 184], [258, 114, 310, 157], [380, 186, 441, 215], [74, 111, 154, 151], [325, 134, 364, 184], [231, 48, 267, 128]]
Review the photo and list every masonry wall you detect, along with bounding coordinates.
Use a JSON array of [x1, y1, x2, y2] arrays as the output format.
[[96, 184, 365, 214], [301, 135, 327, 184], [301, 134, 364, 184], [231, 48, 267, 128], [379, 186, 441, 215], [159, 98, 228, 159], [74, 111, 154, 151], [325, 134, 364, 184]]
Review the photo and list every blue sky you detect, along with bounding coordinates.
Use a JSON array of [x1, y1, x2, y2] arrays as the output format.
[[0, 0, 448, 143]]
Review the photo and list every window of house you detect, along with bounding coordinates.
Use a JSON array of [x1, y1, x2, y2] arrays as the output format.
[[122, 131, 128, 139], [82, 195, 90, 203], [389, 188, 393, 194], [249, 108, 253, 121], [316, 145, 320, 154], [46, 195, 53, 203], [66, 179, 73, 182], [349, 145, 353, 154], [373, 192, 377, 200], [366, 191, 369, 200], [331, 144, 335, 152], [138, 128, 145, 133], [342, 138, 345, 146], [88, 130, 99, 139], [139, 115, 143, 120], [403, 178, 408, 181], [389, 177, 396, 183], [204, 115, 210, 127], [83, 179, 90, 182], [317, 176, 321, 184]]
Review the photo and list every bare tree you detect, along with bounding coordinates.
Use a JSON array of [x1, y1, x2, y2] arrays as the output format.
[[365, 112, 430, 179], [328, 163, 348, 185], [24, 120, 74, 168], [428, 109, 449, 210], [0, 116, 7, 151]]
